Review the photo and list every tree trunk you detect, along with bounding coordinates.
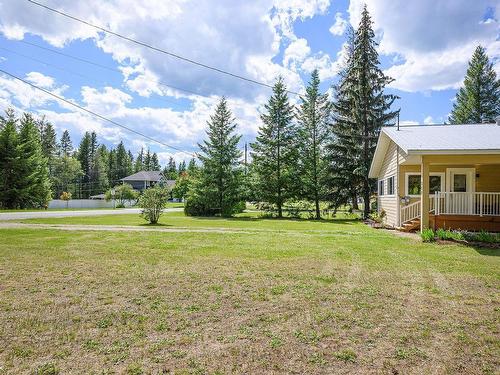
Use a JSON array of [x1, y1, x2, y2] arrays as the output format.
[[363, 180, 370, 219], [352, 192, 359, 210]]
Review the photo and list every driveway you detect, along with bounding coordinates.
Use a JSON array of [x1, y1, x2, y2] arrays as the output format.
[[0, 208, 182, 221]]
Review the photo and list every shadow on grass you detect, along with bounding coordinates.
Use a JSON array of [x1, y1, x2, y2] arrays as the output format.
[[185, 214, 361, 225], [470, 245, 500, 256]]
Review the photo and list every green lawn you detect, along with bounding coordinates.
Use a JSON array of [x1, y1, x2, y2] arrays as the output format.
[[0, 213, 498, 374], [0, 201, 184, 212]]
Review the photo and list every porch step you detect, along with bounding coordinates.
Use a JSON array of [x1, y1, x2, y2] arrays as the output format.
[[399, 218, 421, 232]]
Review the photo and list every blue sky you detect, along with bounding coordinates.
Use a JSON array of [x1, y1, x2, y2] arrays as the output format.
[[0, 0, 498, 165]]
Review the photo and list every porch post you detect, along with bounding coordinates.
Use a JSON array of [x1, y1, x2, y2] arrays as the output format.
[[420, 156, 430, 231]]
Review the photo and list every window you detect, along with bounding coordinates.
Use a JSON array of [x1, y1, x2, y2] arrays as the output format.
[[378, 180, 384, 196], [387, 176, 395, 195], [407, 174, 421, 195], [429, 175, 443, 194], [405, 173, 444, 196]]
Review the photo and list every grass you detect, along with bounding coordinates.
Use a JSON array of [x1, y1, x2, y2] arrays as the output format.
[[0, 213, 499, 373], [0, 201, 184, 212]]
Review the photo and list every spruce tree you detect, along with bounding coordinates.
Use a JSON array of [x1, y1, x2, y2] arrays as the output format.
[[144, 149, 151, 170], [178, 160, 186, 174], [115, 141, 132, 179], [37, 117, 57, 161], [251, 77, 297, 218], [151, 152, 161, 171], [60, 130, 73, 156], [187, 158, 197, 173], [135, 148, 144, 172], [77, 132, 92, 193], [188, 97, 243, 216], [327, 7, 398, 218], [296, 69, 331, 219], [449, 45, 500, 124], [0, 109, 21, 208], [17, 113, 51, 208]]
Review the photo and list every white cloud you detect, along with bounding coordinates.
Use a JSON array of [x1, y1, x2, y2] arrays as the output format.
[[423, 116, 433, 125], [348, 0, 500, 92], [25, 71, 55, 89], [329, 12, 348, 36]]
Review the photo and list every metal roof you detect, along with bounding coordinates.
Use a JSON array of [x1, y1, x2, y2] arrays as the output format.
[[382, 124, 500, 153], [121, 170, 162, 181], [369, 123, 500, 178]]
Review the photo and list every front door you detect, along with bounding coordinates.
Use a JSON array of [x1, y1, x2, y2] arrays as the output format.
[[446, 168, 475, 214]]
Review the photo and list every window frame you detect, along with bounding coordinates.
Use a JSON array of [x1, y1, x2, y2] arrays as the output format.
[[405, 172, 445, 197], [386, 175, 395, 196], [378, 179, 385, 196]]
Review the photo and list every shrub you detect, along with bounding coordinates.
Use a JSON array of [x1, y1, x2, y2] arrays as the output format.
[[464, 230, 499, 243], [138, 185, 170, 224], [421, 228, 435, 242], [105, 184, 139, 206]]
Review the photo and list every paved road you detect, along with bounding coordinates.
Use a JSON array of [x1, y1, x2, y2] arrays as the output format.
[[0, 208, 182, 221]]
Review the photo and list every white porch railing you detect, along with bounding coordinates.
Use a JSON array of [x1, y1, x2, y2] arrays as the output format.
[[434, 192, 500, 216], [400, 200, 421, 224]]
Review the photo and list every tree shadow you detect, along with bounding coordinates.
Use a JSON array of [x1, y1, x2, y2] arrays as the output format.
[[470, 244, 500, 256]]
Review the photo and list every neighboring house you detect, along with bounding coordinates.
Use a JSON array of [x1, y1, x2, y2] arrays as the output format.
[[369, 122, 500, 232], [120, 171, 176, 192]]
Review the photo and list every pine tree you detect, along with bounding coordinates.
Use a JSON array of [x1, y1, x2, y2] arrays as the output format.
[[17, 113, 51, 208], [0, 109, 21, 208], [115, 141, 132, 179], [187, 158, 197, 173], [296, 69, 331, 219], [327, 7, 398, 218], [144, 149, 151, 170], [250, 77, 297, 218], [449, 45, 500, 124], [164, 156, 177, 179], [37, 117, 57, 162], [134, 148, 144, 172], [51, 155, 83, 198], [151, 152, 161, 171], [77, 132, 92, 192], [59, 130, 73, 156], [188, 97, 243, 216], [178, 160, 186, 174]]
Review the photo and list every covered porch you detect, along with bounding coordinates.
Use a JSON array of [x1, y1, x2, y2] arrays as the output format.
[[398, 154, 500, 232]]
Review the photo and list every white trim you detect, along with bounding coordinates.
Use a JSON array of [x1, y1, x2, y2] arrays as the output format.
[[378, 179, 385, 196], [405, 172, 445, 197], [386, 175, 396, 196], [446, 168, 475, 193]]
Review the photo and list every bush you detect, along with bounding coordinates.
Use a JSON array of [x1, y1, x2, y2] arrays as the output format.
[[421, 228, 435, 242], [463, 230, 500, 243], [138, 186, 170, 224], [105, 184, 139, 206]]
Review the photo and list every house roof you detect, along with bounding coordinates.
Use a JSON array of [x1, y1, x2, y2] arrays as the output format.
[[369, 123, 500, 178], [121, 170, 162, 182]]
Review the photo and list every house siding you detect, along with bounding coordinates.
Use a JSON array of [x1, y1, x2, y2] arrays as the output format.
[[377, 141, 399, 227]]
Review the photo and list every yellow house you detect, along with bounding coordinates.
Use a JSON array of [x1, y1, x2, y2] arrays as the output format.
[[369, 122, 500, 232]]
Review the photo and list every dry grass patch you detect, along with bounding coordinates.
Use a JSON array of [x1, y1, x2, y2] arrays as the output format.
[[0, 218, 498, 374]]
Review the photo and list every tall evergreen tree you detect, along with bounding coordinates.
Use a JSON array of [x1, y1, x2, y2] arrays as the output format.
[[296, 69, 331, 219], [250, 77, 297, 218], [327, 7, 398, 218], [17, 113, 51, 207], [178, 160, 186, 174], [0, 109, 21, 208], [165, 156, 177, 179], [59, 130, 73, 156], [77, 132, 92, 188], [37, 117, 57, 162], [115, 141, 133, 179], [151, 152, 161, 171], [189, 97, 243, 216], [187, 158, 197, 173], [134, 147, 144, 172], [144, 149, 152, 170], [449, 45, 500, 124]]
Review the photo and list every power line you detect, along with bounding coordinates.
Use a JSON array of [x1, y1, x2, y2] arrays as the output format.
[[18, 40, 212, 99], [27, 0, 301, 96], [0, 68, 196, 157], [0, 45, 190, 109]]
